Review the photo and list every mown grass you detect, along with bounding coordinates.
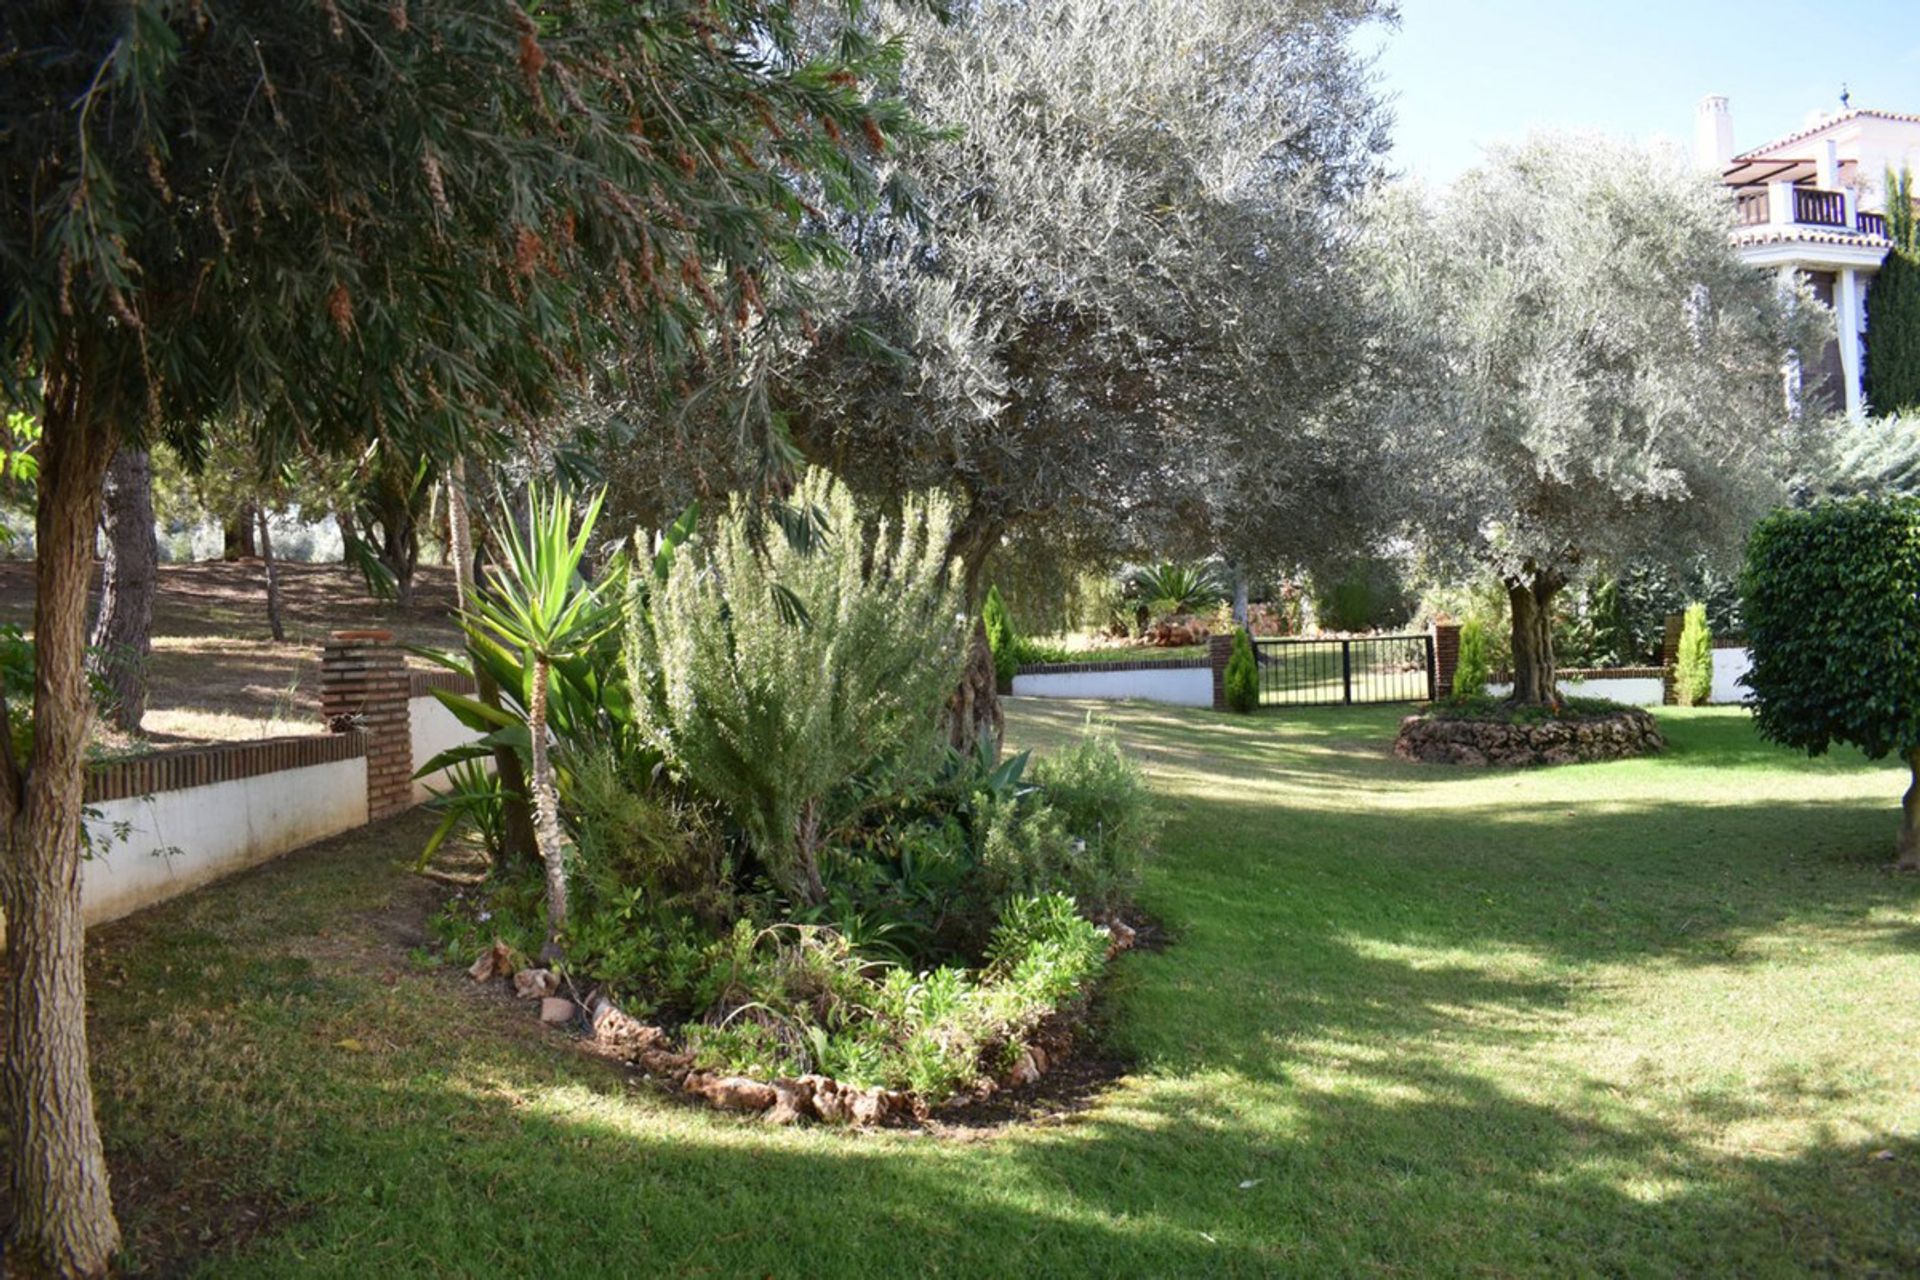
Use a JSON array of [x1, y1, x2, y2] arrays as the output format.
[[68, 704, 1920, 1275]]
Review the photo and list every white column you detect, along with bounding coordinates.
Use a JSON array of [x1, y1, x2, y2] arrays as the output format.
[[1768, 180, 1795, 226], [1774, 268, 1804, 418], [1836, 267, 1864, 420]]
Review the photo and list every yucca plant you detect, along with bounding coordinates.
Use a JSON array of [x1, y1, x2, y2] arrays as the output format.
[[464, 486, 625, 957]]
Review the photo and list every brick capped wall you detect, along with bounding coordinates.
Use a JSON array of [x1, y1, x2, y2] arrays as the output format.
[[1433, 621, 1462, 697], [321, 630, 413, 820], [86, 731, 365, 804], [1208, 633, 1233, 710]]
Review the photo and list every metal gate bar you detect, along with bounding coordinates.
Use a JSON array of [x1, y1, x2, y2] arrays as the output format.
[[1252, 633, 1435, 707]]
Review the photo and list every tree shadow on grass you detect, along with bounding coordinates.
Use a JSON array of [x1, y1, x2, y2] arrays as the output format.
[[47, 727, 1920, 1276]]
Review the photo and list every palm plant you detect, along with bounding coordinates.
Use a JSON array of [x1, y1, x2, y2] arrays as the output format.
[[1129, 560, 1227, 618], [464, 486, 624, 957]]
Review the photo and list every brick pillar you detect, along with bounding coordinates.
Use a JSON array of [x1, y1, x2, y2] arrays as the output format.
[[1208, 632, 1233, 711], [1660, 613, 1684, 705], [1432, 620, 1462, 698], [320, 629, 413, 820]]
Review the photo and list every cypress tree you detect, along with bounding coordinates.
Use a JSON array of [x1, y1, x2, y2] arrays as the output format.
[[1866, 169, 1920, 416]]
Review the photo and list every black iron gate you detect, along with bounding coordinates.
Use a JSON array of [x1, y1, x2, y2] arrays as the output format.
[[1251, 633, 1435, 706]]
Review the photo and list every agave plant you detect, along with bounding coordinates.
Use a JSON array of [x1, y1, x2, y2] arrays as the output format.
[[1129, 560, 1226, 618]]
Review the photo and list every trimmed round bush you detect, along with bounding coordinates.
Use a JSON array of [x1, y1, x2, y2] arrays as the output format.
[[1742, 497, 1920, 867], [1224, 628, 1259, 713]]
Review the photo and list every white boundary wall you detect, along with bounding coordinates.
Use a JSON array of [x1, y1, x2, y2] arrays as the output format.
[[410, 693, 488, 803], [80, 757, 369, 928], [1012, 665, 1212, 707], [1711, 648, 1752, 705], [1484, 676, 1665, 706]]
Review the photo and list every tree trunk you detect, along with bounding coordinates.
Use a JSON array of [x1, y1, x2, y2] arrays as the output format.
[[333, 504, 361, 566], [1899, 748, 1920, 872], [221, 507, 256, 561], [947, 615, 1004, 755], [528, 657, 568, 961], [1505, 570, 1563, 708], [1, 366, 121, 1276], [1232, 566, 1249, 626], [945, 508, 1004, 757], [87, 446, 157, 734], [257, 508, 285, 643]]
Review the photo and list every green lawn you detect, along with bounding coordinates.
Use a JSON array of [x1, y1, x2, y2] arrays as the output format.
[[75, 704, 1920, 1275]]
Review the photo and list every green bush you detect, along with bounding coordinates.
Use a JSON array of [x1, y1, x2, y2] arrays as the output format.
[[685, 896, 1108, 1101], [1742, 498, 1920, 762], [983, 584, 1019, 688], [1743, 498, 1920, 865], [1451, 618, 1492, 700], [1674, 602, 1713, 707], [1028, 724, 1160, 908], [1224, 627, 1259, 713]]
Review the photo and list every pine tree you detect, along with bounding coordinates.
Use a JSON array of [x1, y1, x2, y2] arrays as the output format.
[[0, 2, 926, 1269], [1866, 170, 1920, 416]]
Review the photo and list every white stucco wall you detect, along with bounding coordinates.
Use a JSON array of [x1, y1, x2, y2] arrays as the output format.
[[80, 757, 369, 928], [1484, 676, 1664, 706], [410, 693, 489, 803], [1011, 666, 1213, 707], [1710, 648, 1753, 705]]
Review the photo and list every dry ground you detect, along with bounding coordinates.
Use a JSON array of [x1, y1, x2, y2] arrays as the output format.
[[0, 559, 463, 745]]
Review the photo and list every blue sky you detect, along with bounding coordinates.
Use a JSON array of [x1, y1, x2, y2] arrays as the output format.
[[1369, 0, 1920, 181]]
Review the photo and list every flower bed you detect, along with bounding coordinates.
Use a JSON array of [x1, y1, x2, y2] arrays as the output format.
[[465, 905, 1142, 1126]]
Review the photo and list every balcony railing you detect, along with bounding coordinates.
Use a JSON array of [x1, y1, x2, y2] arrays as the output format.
[[1731, 183, 1893, 239], [1733, 190, 1769, 227], [1791, 187, 1848, 227]]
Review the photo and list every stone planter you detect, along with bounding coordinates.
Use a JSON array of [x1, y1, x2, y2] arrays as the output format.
[[1394, 707, 1664, 767]]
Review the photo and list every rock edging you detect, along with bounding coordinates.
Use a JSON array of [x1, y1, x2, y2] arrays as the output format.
[[471, 916, 1141, 1127], [1394, 707, 1664, 767]]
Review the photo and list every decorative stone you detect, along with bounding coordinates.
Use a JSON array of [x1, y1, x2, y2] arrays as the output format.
[[1005, 1049, 1042, 1087], [1394, 707, 1664, 768], [689, 1074, 777, 1113], [539, 997, 575, 1024], [468, 941, 512, 982], [512, 968, 560, 999], [766, 1078, 816, 1125]]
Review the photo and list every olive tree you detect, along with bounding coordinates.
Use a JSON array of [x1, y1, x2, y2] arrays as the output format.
[[1742, 498, 1920, 869], [1371, 136, 1826, 704], [777, 0, 1394, 607], [0, 1, 921, 1269]]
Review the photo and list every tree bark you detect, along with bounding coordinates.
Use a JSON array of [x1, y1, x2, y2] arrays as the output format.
[[257, 508, 285, 643], [87, 446, 157, 734], [947, 615, 1004, 755], [333, 504, 362, 566], [1505, 570, 1564, 708], [945, 509, 1004, 757], [528, 657, 569, 961], [221, 507, 256, 561], [1899, 748, 1920, 872], [1232, 566, 1249, 626], [1, 362, 122, 1276]]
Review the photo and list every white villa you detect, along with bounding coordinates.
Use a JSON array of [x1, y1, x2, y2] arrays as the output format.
[[1695, 96, 1920, 419]]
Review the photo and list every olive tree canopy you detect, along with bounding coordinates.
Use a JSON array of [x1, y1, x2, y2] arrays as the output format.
[[774, 0, 1397, 601], [1367, 135, 1826, 704]]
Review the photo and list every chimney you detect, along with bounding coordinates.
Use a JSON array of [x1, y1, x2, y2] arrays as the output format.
[[1817, 138, 1840, 191], [1695, 94, 1734, 172]]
